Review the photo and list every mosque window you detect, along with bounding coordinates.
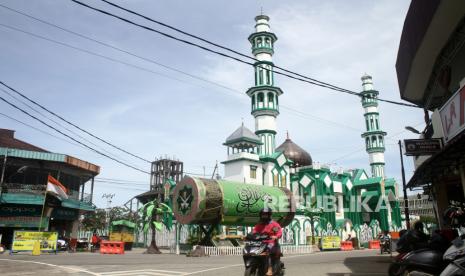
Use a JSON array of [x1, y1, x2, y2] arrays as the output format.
[[257, 38, 262, 47], [258, 68, 264, 85], [370, 118, 374, 130], [266, 68, 271, 85], [265, 38, 271, 47], [375, 118, 379, 129], [366, 137, 370, 148], [365, 118, 369, 130], [281, 175, 286, 187], [250, 166, 257, 179], [258, 93, 264, 106], [252, 95, 256, 109], [379, 136, 383, 146], [273, 174, 279, 186], [268, 92, 274, 108], [371, 136, 376, 146]]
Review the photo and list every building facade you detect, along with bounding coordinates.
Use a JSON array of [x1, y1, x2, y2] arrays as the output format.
[[0, 129, 99, 248], [396, 0, 465, 227], [220, 15, 402, 245]]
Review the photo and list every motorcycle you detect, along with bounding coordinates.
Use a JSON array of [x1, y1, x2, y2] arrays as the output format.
[[243, 233, 284, 276], [57, 237, 69, 251], [439, 237, 465, 275], [388, 230, 450, 276], [380, 235, 392, 254]]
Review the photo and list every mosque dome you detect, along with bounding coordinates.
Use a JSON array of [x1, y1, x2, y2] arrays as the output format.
[[276, 134, 312, 168]]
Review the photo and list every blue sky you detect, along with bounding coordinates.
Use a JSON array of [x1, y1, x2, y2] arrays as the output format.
[[0, 0, 424, 208]]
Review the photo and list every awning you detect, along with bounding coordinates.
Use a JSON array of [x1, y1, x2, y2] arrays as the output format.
[[407, 132, 465, 188]]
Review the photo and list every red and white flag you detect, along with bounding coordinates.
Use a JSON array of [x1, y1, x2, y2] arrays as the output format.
[[47, 175, 68, 199]]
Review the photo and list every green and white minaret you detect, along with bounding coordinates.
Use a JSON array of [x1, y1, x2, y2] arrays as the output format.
[[246, 15, 283, 156], [360, 74, 387, 178]]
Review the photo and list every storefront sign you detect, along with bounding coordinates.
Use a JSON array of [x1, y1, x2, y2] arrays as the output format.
[[0, 205, 41, 216], [51, 208, 78, 220], [0, 216, 49, 228], [11, 231, 57, 252], [321, 236, 341, 250], [404, 139, 443, 156], [440, 85, 465, 143]]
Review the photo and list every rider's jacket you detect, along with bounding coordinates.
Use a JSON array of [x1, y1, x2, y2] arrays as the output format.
[[252, 220, 282, 245]]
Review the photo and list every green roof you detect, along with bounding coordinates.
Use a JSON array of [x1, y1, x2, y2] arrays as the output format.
[[0, 147, 65, 162], [354, 177, 383, 186], [111, 220, 136, 229]]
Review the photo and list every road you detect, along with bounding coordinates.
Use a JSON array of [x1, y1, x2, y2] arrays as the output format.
[[0, 249, 392, 276]]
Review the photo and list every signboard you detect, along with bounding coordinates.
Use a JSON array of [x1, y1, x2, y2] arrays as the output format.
[[321, 236, 341, 250], [440, 85, 465, 143], [404, 139, 443, 156], [12, 231, 58, 252], [0, 216, 48, 228]]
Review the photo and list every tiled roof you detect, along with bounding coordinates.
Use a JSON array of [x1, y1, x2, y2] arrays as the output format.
[[0, 129, 48, 152]]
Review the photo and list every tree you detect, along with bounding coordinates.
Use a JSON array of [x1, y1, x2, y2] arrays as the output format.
[[80, 208, 107, 231], [303, 205, 324, 245], [139, 199, 173, 254]]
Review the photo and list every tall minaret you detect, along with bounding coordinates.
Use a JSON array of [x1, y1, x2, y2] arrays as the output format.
[[246, 15, 283, 156], [360, 74, 387, 178]]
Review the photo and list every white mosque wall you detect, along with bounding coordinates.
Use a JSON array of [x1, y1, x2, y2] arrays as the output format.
[[364, 106, 378, 113], [369, 152, 385, 164], [223, 159, 263, 185], [256, 53, 272, 62], [255, 115, 277, 132]]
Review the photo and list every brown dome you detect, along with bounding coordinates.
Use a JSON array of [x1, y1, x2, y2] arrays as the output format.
[[276, 136, 312, 168]]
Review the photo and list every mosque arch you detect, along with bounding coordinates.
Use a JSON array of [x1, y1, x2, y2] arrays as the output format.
[[267, 92, 274, 108]]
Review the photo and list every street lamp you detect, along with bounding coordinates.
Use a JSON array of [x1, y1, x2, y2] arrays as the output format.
[[398, 140, 411, 229], [405, 126, 421, 134]]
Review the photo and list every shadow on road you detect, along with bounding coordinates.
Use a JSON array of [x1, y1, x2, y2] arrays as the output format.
[[327, 254, 393, 276]]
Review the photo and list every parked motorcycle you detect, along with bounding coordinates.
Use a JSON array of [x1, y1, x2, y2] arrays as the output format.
[[439, 237, 465, 275], [242, 233, 284, 276]]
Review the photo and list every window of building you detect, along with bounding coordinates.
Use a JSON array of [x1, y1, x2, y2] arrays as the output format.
[[268, 92, 274, 108], [281, 174, 286, 187], [258, 92, 264, 105], [273, 174, 279, 186], [250, 166, 257, 179]]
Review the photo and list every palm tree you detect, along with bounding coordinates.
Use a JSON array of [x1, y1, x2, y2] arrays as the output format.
[[139, 199, 173, 254]]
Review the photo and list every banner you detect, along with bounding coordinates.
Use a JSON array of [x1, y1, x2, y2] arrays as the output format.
[[321, 236, 341, 250], [12, 231, 58, 252]]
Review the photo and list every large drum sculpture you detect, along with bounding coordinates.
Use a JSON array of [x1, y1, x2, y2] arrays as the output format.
[[172, 176, 295, 227]]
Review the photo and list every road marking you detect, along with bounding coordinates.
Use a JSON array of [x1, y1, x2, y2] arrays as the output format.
[[0, 259, 101, 275], [184, 264, 243, 275], [99, 269, 187, 276]]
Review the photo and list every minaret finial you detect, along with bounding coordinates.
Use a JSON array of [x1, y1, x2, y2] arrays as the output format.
[[261, 7, 263, 15], [241, 117, 244, 126], [286, 130, 289, 140]]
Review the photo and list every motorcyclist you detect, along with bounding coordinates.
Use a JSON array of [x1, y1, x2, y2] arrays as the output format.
[[396, 221, 429, 253], [253, 207, 282, 276], [378, 230, 391, 253]]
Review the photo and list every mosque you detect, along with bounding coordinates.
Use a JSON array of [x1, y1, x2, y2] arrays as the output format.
[[220, 14, 402, 245]]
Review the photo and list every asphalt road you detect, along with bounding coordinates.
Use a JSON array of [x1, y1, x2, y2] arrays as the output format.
[[0, 249, 392, 276]]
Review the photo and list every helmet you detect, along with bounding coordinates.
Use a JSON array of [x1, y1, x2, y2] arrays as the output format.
[[259, 207, 273, 223]]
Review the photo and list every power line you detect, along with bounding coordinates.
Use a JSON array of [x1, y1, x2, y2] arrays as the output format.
[[72, 0, 420, 108], [0, 95, 150, 174], [0, 87, 139, 167], [0, 111, 83, 148], [0, 72, 151, 163], [0, 21, 361, 133]]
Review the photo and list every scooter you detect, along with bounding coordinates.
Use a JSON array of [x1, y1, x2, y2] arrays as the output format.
[[388, 230, 450, 276], [439, 237, 465, 275], [243, 233, 284, 276], [380, 235, 391, 254]]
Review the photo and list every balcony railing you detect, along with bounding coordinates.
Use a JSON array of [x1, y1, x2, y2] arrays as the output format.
[[1, 182, 92, 204]]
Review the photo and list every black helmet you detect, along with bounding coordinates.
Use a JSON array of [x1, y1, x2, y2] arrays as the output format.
[[259, 207, 273, 223], [259, 207, 273, 216]]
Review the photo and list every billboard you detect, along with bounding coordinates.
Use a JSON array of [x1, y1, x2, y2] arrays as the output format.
[[11, 231, 58, 253]]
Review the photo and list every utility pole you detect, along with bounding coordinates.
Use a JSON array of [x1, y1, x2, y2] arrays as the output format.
[[398, 140, 411, 229], [102, 193, 115, 233], [0, 149, 8, 199]]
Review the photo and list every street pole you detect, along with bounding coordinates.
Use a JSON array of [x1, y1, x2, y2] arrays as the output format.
[[398, 140, 411, 229], [0, 149, 8, 199]]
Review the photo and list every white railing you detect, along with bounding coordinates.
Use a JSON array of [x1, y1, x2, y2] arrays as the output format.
[[281, 245, 313, 254], [202, 246, 243, 256], [199, 245, 313, 256]]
